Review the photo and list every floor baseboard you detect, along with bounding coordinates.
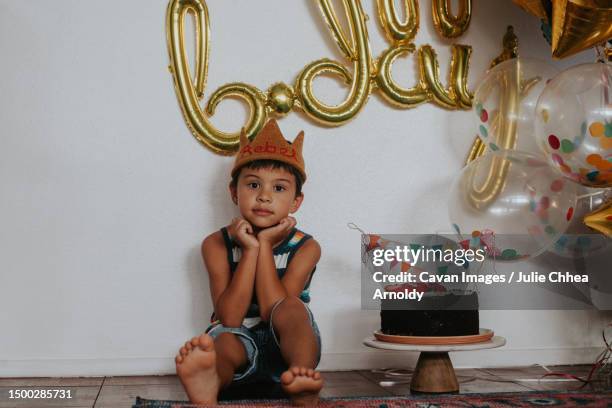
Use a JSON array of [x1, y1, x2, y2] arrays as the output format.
[[0, 347, 602, 377]]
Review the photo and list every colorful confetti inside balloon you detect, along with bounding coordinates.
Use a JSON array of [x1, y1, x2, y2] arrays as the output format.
[[473, 58, 558, 154], [548, 135, 560, 150], [479, 125, 488, 138], [535, 63, 612, 187], [548, 189, 612, 258], [550, 179, 564, 192], [449, 150, 577, 261], [480, 109, 488, 123]]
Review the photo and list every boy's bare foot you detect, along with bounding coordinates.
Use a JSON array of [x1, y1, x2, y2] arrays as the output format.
[[280, 366, 323, 407], [175, 333, 220, 405]]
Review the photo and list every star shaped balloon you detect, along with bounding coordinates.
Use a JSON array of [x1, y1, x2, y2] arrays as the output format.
[[584, 199, 612, 237], [513, 0, 612, 58]]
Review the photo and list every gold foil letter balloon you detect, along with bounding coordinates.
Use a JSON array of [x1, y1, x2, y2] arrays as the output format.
[[419, 44, 473, 109], [432, 0, 472, 38], [166, 0, 266, 154], [375, 0, 428, 108], [295, 0, 373, 126], [374, 0, 473, 110], [376, 43, 473, 109], [376, 0, 419, 44], [376, 44, 430, 108], [166, 0, 476, 154]]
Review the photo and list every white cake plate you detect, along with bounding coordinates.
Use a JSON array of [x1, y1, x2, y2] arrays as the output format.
[[363, 333, 506, 394]]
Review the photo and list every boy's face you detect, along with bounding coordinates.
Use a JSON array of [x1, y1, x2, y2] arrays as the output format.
[[230, 166, 303, 229]]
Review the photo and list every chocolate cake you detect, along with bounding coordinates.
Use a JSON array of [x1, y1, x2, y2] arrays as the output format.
[[380, 285, 479, 336]]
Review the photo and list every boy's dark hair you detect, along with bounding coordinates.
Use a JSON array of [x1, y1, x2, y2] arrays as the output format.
[[230, 159, 303, 197]]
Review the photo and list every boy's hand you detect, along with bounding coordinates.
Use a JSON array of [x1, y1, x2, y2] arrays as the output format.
[[228, 217, 260, 250], [257, 217, 296, 247]]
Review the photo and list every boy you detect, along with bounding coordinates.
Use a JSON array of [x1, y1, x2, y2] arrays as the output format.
[[175, 119, 323, 407]]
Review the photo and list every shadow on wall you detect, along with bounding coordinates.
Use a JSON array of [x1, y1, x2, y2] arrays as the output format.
[[530, 248, 612, 311], [184, 159, 238, 332], [327, 307, 420, 369]]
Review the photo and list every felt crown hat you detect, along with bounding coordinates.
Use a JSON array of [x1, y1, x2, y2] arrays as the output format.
[[231, 119, 306, 182]]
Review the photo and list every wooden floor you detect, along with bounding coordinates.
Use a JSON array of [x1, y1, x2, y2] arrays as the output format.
[[0, 365, 605, 407]]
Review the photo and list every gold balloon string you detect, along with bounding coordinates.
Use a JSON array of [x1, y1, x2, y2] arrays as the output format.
[[347, 222, 367, 235], [593, 44, 611, 110], [576, 191, 607, 202], [604, 70, 610, 106], [595, 43, 609, 63], [598, 52, 611, 106]]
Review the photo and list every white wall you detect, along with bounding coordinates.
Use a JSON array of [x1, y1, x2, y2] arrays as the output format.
[[1, 0, 609, 377]]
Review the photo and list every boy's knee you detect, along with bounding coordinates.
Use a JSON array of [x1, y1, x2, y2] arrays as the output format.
[[214, 332, 248, 365], [215, 332, 239, 344], [271, 296, 309, 326], [218, 318, 243, 328]]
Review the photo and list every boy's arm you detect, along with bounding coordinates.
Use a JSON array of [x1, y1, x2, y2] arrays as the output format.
[[255, 219, 321, 321], [280, 238, 320, 295], [202, 229, 259, 328]]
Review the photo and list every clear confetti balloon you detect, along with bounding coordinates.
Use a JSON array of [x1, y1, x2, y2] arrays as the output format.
[[549, 188, 612, 258], [535, 62, 612, 187], [473, 58, 558, 155], [449, 150, 578, 261]]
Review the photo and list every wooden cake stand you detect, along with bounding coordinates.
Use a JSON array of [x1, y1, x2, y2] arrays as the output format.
[[363, 330, 506, 394]]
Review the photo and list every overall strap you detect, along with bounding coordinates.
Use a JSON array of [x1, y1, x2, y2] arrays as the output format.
[[220, 227, 238, 272], [275, 229, 316, 303]]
